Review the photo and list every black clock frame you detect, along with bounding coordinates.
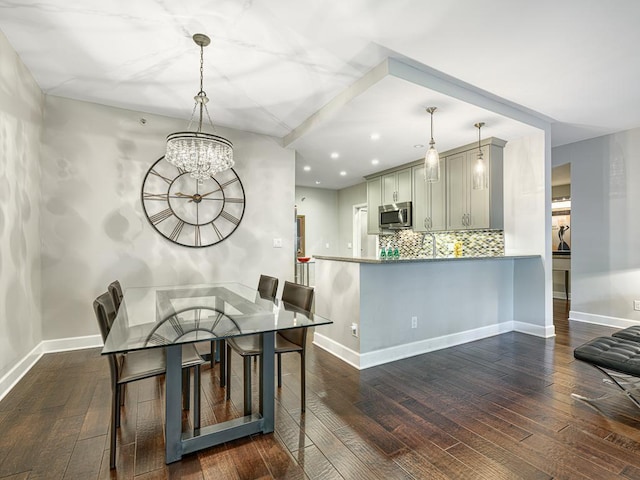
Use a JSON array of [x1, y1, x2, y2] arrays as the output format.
[[141, 157, 246, 248]]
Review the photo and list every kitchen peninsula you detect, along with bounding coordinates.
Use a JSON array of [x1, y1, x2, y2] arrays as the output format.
[[312, 254, 546, 369]]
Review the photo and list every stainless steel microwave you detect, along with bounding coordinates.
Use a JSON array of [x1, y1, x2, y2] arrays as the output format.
[[379, 202, 412, 230]]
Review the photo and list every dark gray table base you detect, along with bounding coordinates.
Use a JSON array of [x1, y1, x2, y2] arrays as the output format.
[[165, 331, 275, 463]]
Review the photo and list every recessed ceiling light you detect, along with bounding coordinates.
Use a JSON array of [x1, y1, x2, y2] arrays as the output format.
[[303, 165, 311, 171], [371, 158, 379, 165], [330, 152, 339, 159], [370, 133, 380, 141], [414, 144, 424, 149], [315, 181, 321, 184], [340, 171, 347, 176]]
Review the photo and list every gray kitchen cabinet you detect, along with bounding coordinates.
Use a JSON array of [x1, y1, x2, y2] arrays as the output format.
[[412, 163, 446, 232], [446, 141, 504, 230], [381, 168, 412, 204], [366, 177, 382, 234]]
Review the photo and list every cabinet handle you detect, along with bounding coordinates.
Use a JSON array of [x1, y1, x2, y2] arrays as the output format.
[[428, 217, 432, 229], [424, 218, 428, 228]]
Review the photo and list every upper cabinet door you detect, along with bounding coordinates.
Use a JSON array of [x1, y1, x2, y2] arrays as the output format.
[[382, 173, 397, 204], [366, 177, 382, 234], [446, 152, 467, 230], [467, 146, 490, 229], [382, 168, 412, 204], [413, 163, 445, 232]]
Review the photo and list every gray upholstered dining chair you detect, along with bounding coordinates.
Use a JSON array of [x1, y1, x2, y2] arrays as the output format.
[[257, 274, 279, 299], [212, 274, 280, 390], [95, 291, 204, 469], [108, 280, 123, 312], [225, 280, 314, 415], [108, 279, 204, 406]]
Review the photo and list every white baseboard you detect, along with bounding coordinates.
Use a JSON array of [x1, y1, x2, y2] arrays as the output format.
[[513, 321, 556, 338], [41, 334, 103, 353], [313, 334, 361, 370], [0, 334, 103, 402], [315, 322, 515, 370], [553, 290, 571, 300], [569, 310, 639, 329]]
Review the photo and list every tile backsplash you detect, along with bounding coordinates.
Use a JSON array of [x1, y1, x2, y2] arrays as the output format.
[[379, 229, 504, 258]]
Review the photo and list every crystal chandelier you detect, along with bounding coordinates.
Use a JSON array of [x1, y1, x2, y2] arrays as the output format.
[[424, 107, 440, 182], [165, 34, 234, 180], [473, 122, 487, 190]]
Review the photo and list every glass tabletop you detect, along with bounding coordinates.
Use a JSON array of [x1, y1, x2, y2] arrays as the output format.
[[102, 282, 331, 355]]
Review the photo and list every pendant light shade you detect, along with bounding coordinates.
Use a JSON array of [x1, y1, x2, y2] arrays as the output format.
[[165, 34, 234, 180], [472, 122, 486, 190], [424, 107, 440, 183]]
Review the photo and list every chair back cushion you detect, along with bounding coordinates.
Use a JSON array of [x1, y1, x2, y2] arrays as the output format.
[[94, 291, 117, 342], [281, 281, 314, 312], [108, 280, 124, 311], [93, 292, 120, 384], [279, 282, 314, 347], [257, 275, 279, 299]]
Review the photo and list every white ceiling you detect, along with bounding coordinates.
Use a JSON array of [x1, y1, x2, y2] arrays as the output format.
[[1, 0, 639, 189]]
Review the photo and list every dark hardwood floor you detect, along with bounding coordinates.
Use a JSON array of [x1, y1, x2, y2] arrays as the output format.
[[2, 299, 640, 479]]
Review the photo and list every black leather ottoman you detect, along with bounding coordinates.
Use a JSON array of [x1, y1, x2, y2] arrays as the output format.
[[573, 336, 640, 409]]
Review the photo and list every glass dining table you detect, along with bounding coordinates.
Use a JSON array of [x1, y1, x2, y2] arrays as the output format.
[[102, 282, 332, 464]]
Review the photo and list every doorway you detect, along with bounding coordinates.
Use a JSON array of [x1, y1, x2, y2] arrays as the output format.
[[551, 163, 571, 307]]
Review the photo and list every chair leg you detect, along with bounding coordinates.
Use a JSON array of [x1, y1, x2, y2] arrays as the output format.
[[243, 356, 252, 416], [110, 385, 119, 469], [182, 369, 191, 410], [300, 351, 306, 412], [210, 340, 216, 368], [226, 344, 232, 400], [120, 383, 125, 406], [115, 384, 122, 428], [220, 339, 226, 387], [193, 365, 201, 431], [277, 353, 282, 387]]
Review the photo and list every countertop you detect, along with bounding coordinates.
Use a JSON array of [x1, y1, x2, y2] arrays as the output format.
[[313, 254, 541, 264]]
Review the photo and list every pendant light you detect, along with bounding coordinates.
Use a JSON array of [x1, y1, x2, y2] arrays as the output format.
[[424, 107, 440, 182], [165, 34, 234, 181], [472, 122, 486, 190]]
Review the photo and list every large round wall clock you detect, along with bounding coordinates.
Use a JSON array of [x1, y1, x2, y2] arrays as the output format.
[[141, 158, 245, 247]]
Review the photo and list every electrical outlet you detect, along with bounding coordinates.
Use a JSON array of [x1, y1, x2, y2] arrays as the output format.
[[634, 300, 640, 311], [351, 323, 358, 337], [411, 316, 418, 329], [273, 238, 283, 248]]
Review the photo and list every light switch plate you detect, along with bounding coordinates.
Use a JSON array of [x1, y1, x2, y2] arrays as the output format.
[[273, 238, 283, 248], [634, 300, 640, 311]]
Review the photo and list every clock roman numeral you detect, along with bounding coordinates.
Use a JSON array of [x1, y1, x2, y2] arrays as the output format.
[[176, 166, 187, 175], [225, 197, 244, 204], [143, 192, 169, 201], [149, 208, 173, 225], [220, 210, 240, 225], [220, 178, 239, 188], [194, 225, 201, 246], [149, 169, 173, 185], [211, 222, 223, 240], [169, 220, 185, 241]]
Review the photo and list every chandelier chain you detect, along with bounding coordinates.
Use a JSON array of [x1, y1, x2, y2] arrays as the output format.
[[165, 33, 234, 180]]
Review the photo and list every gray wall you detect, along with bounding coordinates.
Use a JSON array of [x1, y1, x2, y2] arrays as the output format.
[[295, 187, 339, 257], [553, 128, 640, 324], [40, 96, 296, 340], [0, 31, 44, 381]]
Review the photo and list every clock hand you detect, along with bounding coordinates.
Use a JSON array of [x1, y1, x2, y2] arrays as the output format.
[[199, 188, 222, 198]]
